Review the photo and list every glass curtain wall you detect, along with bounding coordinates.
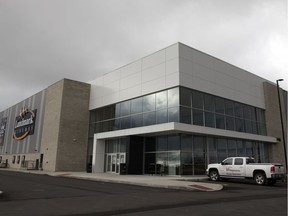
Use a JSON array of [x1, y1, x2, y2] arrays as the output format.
[[89, 86, 266, 136], [179, 87, 266, 135], [144, 134, 269, 176]]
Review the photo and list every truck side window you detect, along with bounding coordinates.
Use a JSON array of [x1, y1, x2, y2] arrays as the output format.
[[246, 158, 255, 164], [222, 158, 233, 165], [234, 158, 243, 165]]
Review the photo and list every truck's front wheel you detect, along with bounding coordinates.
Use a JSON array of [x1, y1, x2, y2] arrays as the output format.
[[209, 170, 219, 181], [254, 172, 266, 185]]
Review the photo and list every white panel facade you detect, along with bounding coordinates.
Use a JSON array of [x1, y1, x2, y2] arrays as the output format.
[[89, 42, 270, 110], [89, 43, 180, 110], [178, 43, 268, 109]]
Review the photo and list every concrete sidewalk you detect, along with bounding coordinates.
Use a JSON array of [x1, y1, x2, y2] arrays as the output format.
[[62, 172, 223, 191], [1, 169, 223, 193]]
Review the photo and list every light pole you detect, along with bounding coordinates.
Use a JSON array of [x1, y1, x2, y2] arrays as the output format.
[[276, 79, 287, 172]]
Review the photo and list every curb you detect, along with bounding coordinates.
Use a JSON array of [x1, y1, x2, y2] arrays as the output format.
[[57, 174, 223, 192]]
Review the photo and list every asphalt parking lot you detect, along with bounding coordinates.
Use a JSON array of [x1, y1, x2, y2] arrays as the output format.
[[0, 170, 287, 216]]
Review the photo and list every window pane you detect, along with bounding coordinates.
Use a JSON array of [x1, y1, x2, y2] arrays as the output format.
[[181, 152, 193, 175], [226, 116, 235, 131], [106, 139, 118, 153], [257, 123, 267, 135], [89, 123, 95, 137], [205, 112, 215, 128], [217, 138, 227, 162], [236, 140, 245, 156], [245, 141, 253, 157], [181, 134, 192, 151], [103, 120, 112, 132], [244, 120, 253, 133], [252, 121, 258, 134], [103, 105, 113, 120], [145, 153, 156, 174], [145, 137, 156, 152], [180, 87, 191, 107], [113, 119, 121, 130], [115, 103, 121, 118], [120, 101, 131, 116], [143, 112, 156, 126], [225, 100, 234, 116], [168, 152, 180, 175], [156, 153, 168, 175], [256, 108, 265, 123], [168, 107, 179, 122], [234, 102, 243, 118], [204, 94, 215, 111], [180, 107, 191, 124], [168, 135, 180, 150], [215, 97, 225, 113], [156, 109, 168, 124], [131, 97, 143, 114], [192, 91, 203, 109], [208, 137, 217, 164], [193, 136, 205, 149], [156, 91, 167, 110], [251, 108, 257, 121], [227, 139, 237, 157], [168, 87, 179, 107], [143, 94, 155, 112], [120, 138, 128, 152], [193, 136, 206, 175], [96, 122, 103, 133], [193, 109, 204, 126], [216, 114, 225, 129], [120, 116, 131, 129], [235, 118, 244, 132], [237, 140, 244, 156], [131, 114, 143, 128], [243, 105, 252, 120], [157, 136, 167, 151], [96, 108, 103, 121], [89, 111, 96, 123]]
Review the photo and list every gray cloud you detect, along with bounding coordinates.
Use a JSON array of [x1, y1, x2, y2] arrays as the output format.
[[0, 0, 287, 111]]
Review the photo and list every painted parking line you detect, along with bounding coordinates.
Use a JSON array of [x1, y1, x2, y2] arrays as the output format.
[[189, 184, 214, 191]]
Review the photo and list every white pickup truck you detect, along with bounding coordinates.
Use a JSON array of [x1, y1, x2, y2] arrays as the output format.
[[206, 157, 285, 185]]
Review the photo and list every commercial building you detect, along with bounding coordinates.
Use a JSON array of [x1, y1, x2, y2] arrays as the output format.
[[0, 43, 287, 175]]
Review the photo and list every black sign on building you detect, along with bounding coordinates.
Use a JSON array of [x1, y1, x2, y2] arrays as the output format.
[[13, 108, 37, 141]]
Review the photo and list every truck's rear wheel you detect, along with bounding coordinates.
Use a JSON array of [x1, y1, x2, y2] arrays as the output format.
[[254, 172, 266, 185], [209, 170, 219, 181]]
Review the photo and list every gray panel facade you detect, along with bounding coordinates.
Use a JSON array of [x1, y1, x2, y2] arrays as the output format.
[[0, 90, 46, 155]]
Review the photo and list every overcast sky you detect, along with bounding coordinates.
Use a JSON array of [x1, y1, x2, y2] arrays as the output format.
[[0, 0, 287, 111]]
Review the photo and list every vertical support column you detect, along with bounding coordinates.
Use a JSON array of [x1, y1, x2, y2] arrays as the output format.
[[263, 82, 287, 167], [92, 137, 105, 173]]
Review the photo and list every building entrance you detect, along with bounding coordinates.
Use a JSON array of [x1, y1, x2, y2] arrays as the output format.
[[105, 153, 126, 174]]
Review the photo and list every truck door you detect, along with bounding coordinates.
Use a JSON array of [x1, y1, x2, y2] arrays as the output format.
[[219, 158, 233, 176], [232, 158, 245, 177]]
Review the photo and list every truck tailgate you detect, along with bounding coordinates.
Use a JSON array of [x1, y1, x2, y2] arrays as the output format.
[[273, 164, 284, 174]]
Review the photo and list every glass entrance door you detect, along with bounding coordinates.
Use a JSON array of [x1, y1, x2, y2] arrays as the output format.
[[106, 153, 126, 174]]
